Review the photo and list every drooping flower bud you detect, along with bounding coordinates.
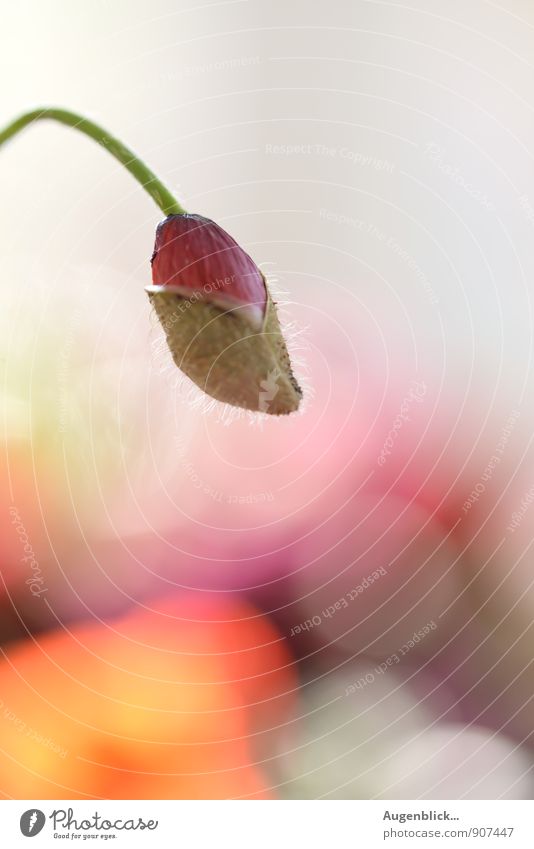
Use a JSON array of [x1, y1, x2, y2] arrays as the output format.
[[146, 214, 302, 414]]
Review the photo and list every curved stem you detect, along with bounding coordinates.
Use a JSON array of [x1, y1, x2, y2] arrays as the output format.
[[0, 107, 185, 217]]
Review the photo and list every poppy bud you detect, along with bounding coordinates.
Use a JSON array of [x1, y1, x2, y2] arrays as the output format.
[[146, 214, 302, 414]]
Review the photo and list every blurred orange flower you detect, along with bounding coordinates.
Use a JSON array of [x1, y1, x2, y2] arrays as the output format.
[[0, 594, 295, 799]]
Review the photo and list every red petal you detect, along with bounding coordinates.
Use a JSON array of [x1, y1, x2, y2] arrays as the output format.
[[150, 214, 267, 324]]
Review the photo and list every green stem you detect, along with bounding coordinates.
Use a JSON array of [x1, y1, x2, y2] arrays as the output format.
[[0, 106, 185, 217]]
